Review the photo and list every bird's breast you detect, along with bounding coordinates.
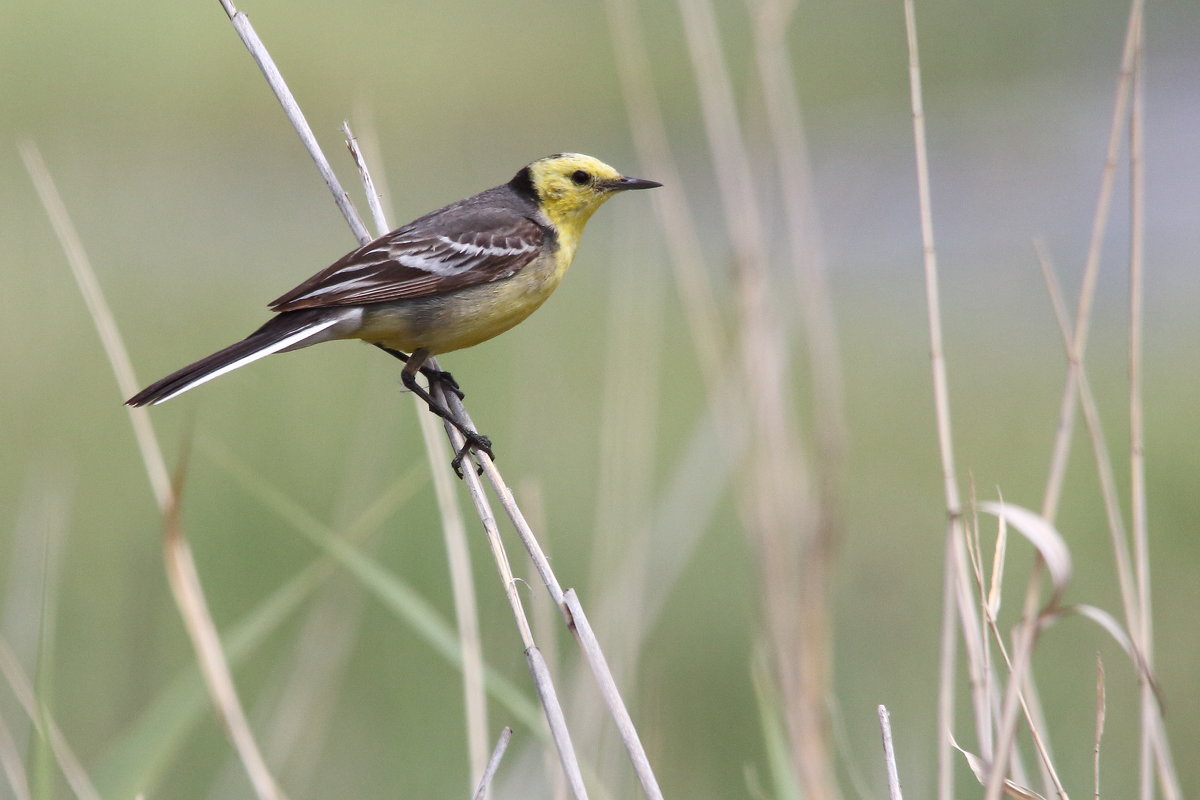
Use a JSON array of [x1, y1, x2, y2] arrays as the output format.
[[355, 249, 571, 355]]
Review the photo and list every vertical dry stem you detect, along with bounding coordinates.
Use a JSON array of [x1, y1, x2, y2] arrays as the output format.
[[902, 5, 968, 799]]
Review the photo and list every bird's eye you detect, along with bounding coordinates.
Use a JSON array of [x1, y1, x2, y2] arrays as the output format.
[[570, 170, 590, 186]]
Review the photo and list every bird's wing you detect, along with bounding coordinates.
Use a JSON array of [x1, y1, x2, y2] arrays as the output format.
[[269, 208, 545, 311]]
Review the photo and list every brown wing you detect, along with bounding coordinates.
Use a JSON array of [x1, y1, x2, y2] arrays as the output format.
[[270, 207, 545, 312]]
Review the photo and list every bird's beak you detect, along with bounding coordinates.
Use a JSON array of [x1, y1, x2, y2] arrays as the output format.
[[608, 176, 663, 191]]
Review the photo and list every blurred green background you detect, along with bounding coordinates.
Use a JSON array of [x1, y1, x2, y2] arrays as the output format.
[[2, 0, 1198, 797]]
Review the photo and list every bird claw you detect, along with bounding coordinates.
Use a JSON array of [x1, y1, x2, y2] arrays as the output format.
[[451, 431, 494, 478], [427, 368, 465, 400]]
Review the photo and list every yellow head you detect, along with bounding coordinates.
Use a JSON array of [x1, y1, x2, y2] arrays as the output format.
[[522, 153, 660, 237]]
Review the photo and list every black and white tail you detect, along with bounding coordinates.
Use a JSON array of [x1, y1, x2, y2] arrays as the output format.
[[125, 310, 345, 407]]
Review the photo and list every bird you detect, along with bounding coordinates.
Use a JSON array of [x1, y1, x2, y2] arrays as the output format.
[[126, 153, 661, 472]]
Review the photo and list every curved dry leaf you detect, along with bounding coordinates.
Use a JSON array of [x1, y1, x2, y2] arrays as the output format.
[[1045, 603, 1164, 712], [980, 502, 1072, 597], [949, 735, 1048, 800]]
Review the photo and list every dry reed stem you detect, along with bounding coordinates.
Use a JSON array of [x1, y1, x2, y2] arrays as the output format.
[[877, 706, 903, 800], [1035, 240, 1179, 795], [1034, 243, 1131, 588], [0, 637, 99, 800], [20, 140, 286, 799], [1125, 17, 1165, 800], [970, 520, 1067, 799], [1040, 0, 1142, 524], [1094, 657, 1106, 800], [217, 0, 369, 244], [901, 5, 970, 799], [984, 570, 1045, 800], [343, 121, 490, 786], [161, 468, 290, 800], [563, 591, 663, 800], [438, 416, 587, 799], [473, 727, 513, 800], [439, 396, 665, 798], [342, 121, 390, 235]]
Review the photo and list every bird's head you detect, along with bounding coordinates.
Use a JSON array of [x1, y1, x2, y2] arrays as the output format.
[[517, 153, 660, 234]]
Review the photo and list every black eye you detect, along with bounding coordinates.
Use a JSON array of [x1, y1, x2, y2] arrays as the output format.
[[570, 170, 590, 186]]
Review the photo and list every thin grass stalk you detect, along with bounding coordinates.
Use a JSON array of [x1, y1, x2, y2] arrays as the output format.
[[877, 706, 903, 800], [518, 483, 569, 800], [975, 568, 1067, 797], [21, 141, 286, 799], [472, 727, 513, 800], [1126, 16, 1160, 800], [437, 416, 587, 800], [343, 121, 490, 785], [983, 566, 1045, 800], [963, 491, 995, 760], [1035, 243, 1178, 795], [342, 121, 390, 235], [902, 5, 970, 799], [425, 390, 665, 798], [950, 512, 991, 758], [563, 592, 663, 800], [217, 0, 369, 244], [1034, 244, 1131, 573], [1093, 657, 1106, 800], [1040, 0, 1143, 524], [934, 535, 958, 800]]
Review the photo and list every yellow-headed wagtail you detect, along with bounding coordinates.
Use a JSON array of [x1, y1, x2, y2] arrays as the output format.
[[127, 153, 660, 472]]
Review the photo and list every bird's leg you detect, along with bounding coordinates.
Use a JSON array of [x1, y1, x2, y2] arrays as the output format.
[[374, 344, 464, 399], [382, 345, 494, 477]]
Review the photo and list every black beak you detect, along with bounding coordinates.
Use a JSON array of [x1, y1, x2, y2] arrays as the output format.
[[609, 176, 663, 191]]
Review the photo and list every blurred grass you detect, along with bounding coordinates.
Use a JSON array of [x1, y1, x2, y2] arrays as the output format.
[[3, 0, 1199, 797]]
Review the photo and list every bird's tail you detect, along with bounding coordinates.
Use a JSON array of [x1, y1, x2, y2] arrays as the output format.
[[126, 310, 346, 407]]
